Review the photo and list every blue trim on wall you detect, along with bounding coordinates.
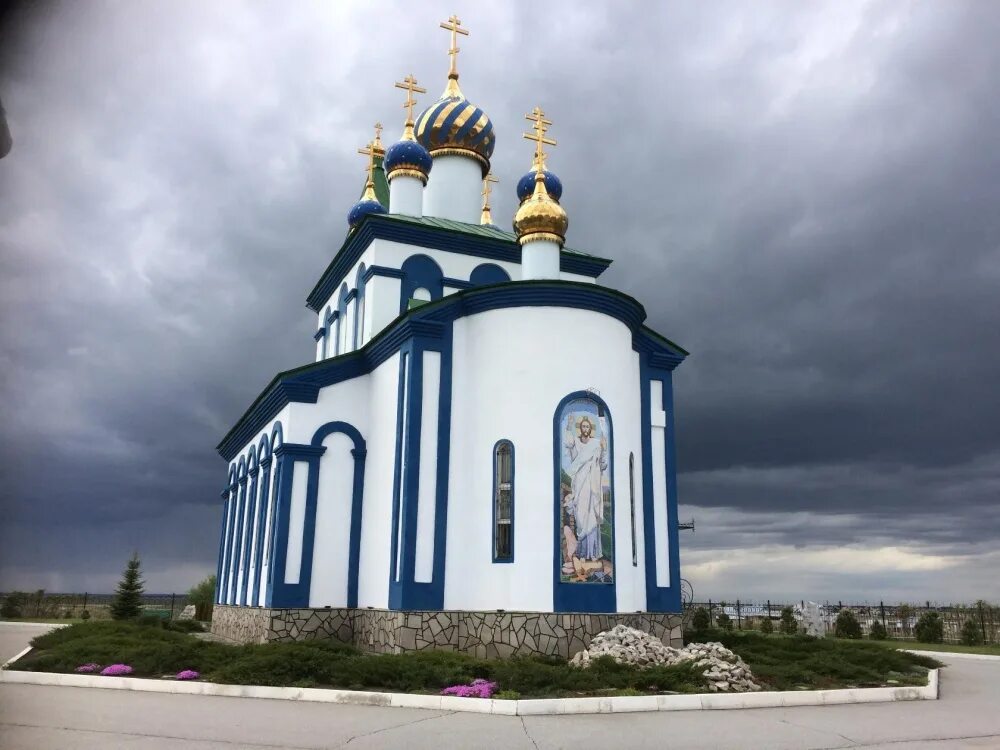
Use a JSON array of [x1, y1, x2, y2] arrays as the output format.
[[471, 263, 511, 286], [307, 421, 367, 608], [267, 443, 326, 608], [388, 348, 411, 605], [386, 333, 453, 611], [263, 457, 284, 606], [306, 213, 612, 312], [362, 265, 405, 284], [219, 282, 686, 462], [239, 457, 259, 606], [638, 359, 682, 612], [492, 439, 515, 563], [230, 473, 248, 604], [250, 457, 271, 606], [552, 391, 617, 613]]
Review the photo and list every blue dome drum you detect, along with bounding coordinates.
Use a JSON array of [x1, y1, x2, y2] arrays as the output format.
[[414, 94, 495, 174], [517, 169, 562, 203], [384, 139, 432, 183]]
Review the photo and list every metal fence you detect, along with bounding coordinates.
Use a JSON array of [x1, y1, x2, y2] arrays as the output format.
[[683, 599, 1000, 645], [0, 592, 189, 621]]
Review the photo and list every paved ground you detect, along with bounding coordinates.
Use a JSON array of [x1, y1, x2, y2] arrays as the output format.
[[1, 623, 998, 749]]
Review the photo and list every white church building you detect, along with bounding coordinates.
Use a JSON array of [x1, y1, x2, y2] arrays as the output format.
[[212, 17, 688, 657]]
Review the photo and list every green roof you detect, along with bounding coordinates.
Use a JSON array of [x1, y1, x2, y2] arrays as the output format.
[[360, 155, 390, 209], [375, 213, 607, 261]]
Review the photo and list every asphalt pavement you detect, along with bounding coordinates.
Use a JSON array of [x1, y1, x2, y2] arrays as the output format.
[[1, 622, 998, 749]]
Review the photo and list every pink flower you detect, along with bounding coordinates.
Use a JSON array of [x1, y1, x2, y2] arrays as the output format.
[[175, 670, 200, 681], [100, 664, 134, 676], [441, 678, 497, 698], [74, 663, 100, 673]]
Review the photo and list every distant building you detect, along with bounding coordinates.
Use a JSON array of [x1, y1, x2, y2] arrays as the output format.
[[211, 17, 688, 658]]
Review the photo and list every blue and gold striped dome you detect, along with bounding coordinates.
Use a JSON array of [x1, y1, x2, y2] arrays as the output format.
[[414, 79, 494, 174]]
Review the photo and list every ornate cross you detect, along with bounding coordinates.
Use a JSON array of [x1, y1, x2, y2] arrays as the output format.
[[440, 15, 469, 77], [523, 106, 556, 168], [395, 74, 427, 125], [357, 140, 376, 183], [481, 172, 499, 206]]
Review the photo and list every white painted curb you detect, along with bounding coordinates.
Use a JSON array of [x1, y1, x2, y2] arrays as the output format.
[[906, 649, 1000, 662], [0, 665, 938, 715]]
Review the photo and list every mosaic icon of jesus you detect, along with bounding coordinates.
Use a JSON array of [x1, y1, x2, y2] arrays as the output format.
[[559, 398, 613, 584]]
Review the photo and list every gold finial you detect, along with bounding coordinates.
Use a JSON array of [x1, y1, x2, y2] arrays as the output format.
[[439, 14, 468, 97], [357, 139, 378, 202], [395, 74, 427, 140], [523, 106, 556, 172], [480, 172, 498, 225]]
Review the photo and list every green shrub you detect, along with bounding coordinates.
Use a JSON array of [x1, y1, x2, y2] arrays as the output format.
[[960, 618, 983, 647], [80, 610, 91, 621], [690, 607, 710, 632], [914, 612, 944, 644], [834, 610, 862, 639], [167, 619, 205, 633], [869, 621, 887, 640], [715, 613, 733, 631], [63, 610, 74, 619], [759, 618, 774, 634], [495, 689, 520, 700], [779, 606, 798, 635]]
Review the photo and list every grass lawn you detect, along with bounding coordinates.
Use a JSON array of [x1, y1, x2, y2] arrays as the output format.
[[5, 621, 938, 698], [866, 639, 1000, 657]]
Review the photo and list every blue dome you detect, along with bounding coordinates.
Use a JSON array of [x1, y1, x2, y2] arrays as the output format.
[[347, 198, 386, 229], [384, 139, 432, 179], [517, 170, 562, 203], [414, 93, 495, 167]]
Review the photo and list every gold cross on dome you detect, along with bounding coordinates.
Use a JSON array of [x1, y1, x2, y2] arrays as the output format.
[[440, 15, 469, 78], [357, 140, 376, 184], [523, 106, 556, 169], [395, 74, 427, 124], [481, 172, 499, 206]]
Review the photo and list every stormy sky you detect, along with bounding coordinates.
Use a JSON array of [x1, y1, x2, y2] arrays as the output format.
[[1, 1, 998, 603]]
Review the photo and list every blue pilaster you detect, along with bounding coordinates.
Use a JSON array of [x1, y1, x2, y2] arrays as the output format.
[[239, 463, 259, 606], [250, 456, 272, 606]]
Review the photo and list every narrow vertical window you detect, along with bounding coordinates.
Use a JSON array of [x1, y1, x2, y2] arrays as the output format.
[[493, 440, 514, 562], [629, 452, 637, 566]]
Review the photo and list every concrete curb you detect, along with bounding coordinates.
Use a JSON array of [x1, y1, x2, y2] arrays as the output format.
[[906, 649, 1000, 662], [1, 647, 32, 670], [0, 666, 938, 715], [0, 622, 69, 629]]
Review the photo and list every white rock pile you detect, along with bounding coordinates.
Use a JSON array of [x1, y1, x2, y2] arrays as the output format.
[[569, 625, 762, 693]]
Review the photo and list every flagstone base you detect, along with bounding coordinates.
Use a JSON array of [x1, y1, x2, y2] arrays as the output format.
[[211, 605, 683, 657]]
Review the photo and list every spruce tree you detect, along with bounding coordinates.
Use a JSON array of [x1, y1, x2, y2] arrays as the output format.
[[110, 552, 145, 620]]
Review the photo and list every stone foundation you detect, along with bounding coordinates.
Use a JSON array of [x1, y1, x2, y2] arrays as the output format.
[[212, 605, 683, 656]]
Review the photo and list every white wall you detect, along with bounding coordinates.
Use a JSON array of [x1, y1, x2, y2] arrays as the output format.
[[389, 174, 423, 217], [422, 154, 482, 223], [445, 306, 647, 613], [522, 239, 561, 280]]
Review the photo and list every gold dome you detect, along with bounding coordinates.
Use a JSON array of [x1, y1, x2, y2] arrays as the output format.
[[513, 170, 568, 245]]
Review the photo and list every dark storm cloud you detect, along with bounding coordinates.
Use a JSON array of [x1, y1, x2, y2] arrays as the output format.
[[1, 1, 998, 598]]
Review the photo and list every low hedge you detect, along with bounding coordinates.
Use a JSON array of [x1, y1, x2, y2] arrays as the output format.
[[15, 621, 937, 696]]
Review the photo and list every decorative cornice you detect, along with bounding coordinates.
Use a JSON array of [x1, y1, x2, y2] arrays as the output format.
[[305, 214, 611, 313], [218, 281, 686, 461]]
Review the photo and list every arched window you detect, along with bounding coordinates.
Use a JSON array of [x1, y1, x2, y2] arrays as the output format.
[[400, 254, 443, 313], [336, 283, 350, 355], [470, 263, 510, 286], [493, 440, 514, 562], [322, 307, 333, 359], [354, 263, 367, 349], [629, 452, 637, 566]]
